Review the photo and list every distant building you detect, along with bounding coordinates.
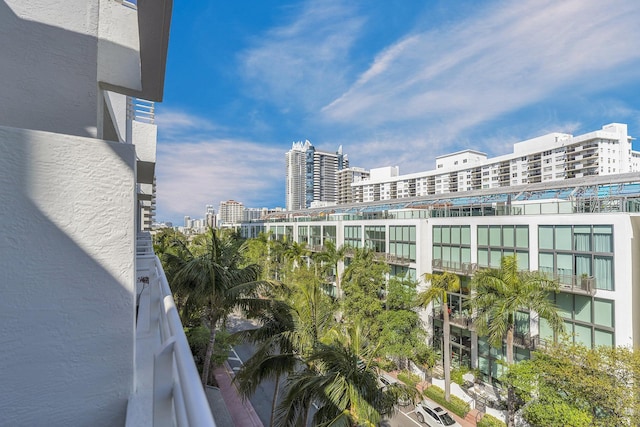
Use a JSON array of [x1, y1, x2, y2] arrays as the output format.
[[285, 140, 349, 210], [353, 123, 638, 203], [218, 200, 244, 226], [205, 204, 215, 228], [337, 167, 370, 205]]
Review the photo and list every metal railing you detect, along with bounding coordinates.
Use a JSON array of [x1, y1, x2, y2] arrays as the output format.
[[127, 97, 155, 124], [432, 259, 478, 275], [131, 234, 215, 427]]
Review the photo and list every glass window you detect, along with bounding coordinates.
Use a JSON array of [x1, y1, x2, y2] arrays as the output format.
[[433, 226, 441, 243], [489, 226, 501, 246], [516, 251, 529, 270], [478, 226, 488, 246], [594, 230, 612, 252], [442, 227, 451, 244], [557, 293, 572, 319], [574, 295, 591, 323], [539, 253, 554, 274], [539, 317, 553, 341], [574, 226, 591, 251], [557, 253, 572, 277], [461, 227, 471, 245], [539, 226, 554, 249], [594, 299, 613, 327], [462, 247, 471, 263], [574, 324, 592, 347], [389, 227, 396, 240], [451, 226, 461, 245], [503, 227, 515, 247], [594, 329, 614, 347], [410, 226, 416, 241], [594, 256, 613, 290], [478, 249, 488, 267], [575, 255, 591, 277], [555, 226, 572, 250], [516, 226, 529, 247], [442, 246, 451, 262], [490, 251, 501, 268]]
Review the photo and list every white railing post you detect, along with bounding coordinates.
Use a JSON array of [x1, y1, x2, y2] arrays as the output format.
[[153, 337, 176, 427]]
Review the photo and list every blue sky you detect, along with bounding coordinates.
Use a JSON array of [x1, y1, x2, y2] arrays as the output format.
[[155, 0, 640, 225]]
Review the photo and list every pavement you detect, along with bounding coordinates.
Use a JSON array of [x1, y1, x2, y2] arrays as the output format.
[[213, 361, 264, 427]]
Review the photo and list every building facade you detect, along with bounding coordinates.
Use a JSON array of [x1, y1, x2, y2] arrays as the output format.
[[0, 1, 214, 425], [218, 199, 245, 225], [285, 140, 349, 210], [337, 166, 371, 205], [353, 123, 639, 203], [242, 173, 640, 383]]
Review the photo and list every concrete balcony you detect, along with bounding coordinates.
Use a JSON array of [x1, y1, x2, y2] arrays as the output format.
[[128, 233, 216, 427]]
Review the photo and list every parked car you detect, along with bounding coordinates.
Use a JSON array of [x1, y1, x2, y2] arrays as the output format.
[[415, 399, 461, 427], [377, 373, 412, 406]]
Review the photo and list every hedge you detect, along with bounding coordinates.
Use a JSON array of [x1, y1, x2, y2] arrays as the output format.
[[477, 413, 506, 427], [423, 385, 470, 418]]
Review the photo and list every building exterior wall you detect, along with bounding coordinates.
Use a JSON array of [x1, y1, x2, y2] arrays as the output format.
[[286, 140, 349, 210], [354, 124, 637, 201], [0, 126, 136, 426], [243, 184, 640, 381]]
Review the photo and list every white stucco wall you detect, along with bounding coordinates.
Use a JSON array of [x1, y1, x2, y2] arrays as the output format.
[[0, 1, 100, 138], [0, 126, 136, 426]]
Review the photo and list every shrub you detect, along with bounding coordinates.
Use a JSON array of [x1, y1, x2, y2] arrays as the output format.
[[376, 358, 397, 373], [397, 370, 421, 388], [477, 413, 506, 427], [424, 385, 469, 417]]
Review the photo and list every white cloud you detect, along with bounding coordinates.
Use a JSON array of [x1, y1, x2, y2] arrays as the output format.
[[238, 0, 365, 110], [156, 138, 285, 222], [321, 0, 640, 158], [155, 109, 220, 142]]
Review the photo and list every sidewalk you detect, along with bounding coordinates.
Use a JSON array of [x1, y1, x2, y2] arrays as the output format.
[[213, 362, 264, 427], [415, 379, 480, 427]]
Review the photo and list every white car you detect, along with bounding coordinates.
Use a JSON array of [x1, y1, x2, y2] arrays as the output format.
[[414, 399, 461, 427]]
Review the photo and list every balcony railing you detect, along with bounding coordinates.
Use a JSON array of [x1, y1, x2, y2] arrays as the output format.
[[432, 259, 478, 275], [545, 272, 597, 295], [434, 309, 474, 329], [128, 233, 215, 427], [127, 97, 155, 124]]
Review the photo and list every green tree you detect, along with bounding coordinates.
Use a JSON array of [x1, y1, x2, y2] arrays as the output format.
[[505, 342, 640, 427], [314, 240, 349, 298], [341, 247, 389, 338], [416, 271, 460, 402], [379, 277, 423, 370], [235, 265, 337, 425], [274, 326, 404, 427], [163, 228, 272, 385], [471, 255, 564, 427]]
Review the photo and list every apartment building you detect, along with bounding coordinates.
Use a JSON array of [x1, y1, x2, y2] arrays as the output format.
[[0, 1, 214, 425], [337, 166, 370, 205], [353, 123, 638, 203], [242, 173, 640, 383], [218, 199, 245, 225], [285, 140, 349, 210]]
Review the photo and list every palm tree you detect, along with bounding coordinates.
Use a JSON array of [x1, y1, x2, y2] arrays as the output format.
[[234, 299, 298, 427], [314, 240, 348, 298], [274, 326, 402, 427], [164, 228, 272, 385], [470, 255, 564, 427], [234, 265, 337, 425], [416, 271, 460, 402], [283, 240, 310, 271]]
